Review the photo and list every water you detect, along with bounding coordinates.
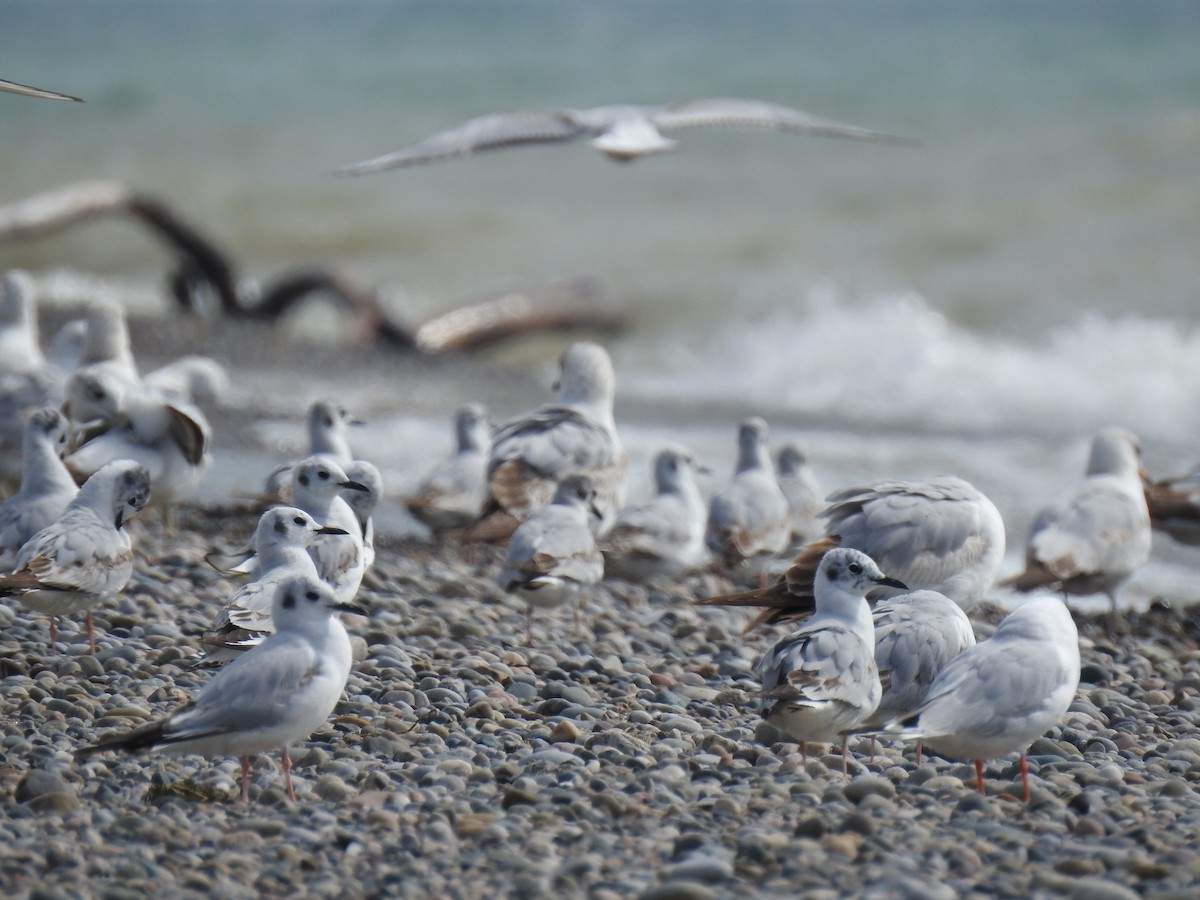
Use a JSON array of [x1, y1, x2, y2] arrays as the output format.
[[3, 0, 1200, 606]]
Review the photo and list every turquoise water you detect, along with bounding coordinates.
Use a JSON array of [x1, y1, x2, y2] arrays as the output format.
[[3, 1, 1200, 603]]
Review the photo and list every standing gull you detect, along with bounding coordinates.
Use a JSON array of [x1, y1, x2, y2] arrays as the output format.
[[290, 457, 369, 606], [0, 460, 150, 652], [756, 548, 903, 773], [201, 507, 349, 662], [264, 399, 361, 499], [697, 476, 1006, 629], [77, 573, 364, 803], [404, 403, 491, 534], [478, 342, 626, 538], [868, 595, 1080, 802], [601, 444, 709, 582], [342, 459, 383, 572], [776, 443, 825, 546], [1002, 427, 1151, 616], [0, 270, 45, 377], [0, 408, 78, 569], [705, 418, 791, 570], [336, 98, 914, 172], [498, 474, 605, 644]]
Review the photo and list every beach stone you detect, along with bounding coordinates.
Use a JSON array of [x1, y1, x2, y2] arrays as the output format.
[[843, 774, 896, 803], [1068, 878, 1140, 900], [15, 771, 77, 815], [638, 883, 716, 900]]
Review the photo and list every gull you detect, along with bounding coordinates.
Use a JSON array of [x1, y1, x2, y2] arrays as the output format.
[[477, 342, 626, 539], [601, 443, 709, 582], [336, 97, 914, 172], [201, 507, 349, 663], [756, 548, 904, 773], [705, 417, 791, 569], [76, 300, 140, 389], [0, 460, 150, 652], [0, 76, 83, 102], [77, 573, 365, 803], [776, 443, 825, 546], [859, 589, 976, 760], [404, 403, 491, 534], [341, 459, 383, 572], [63, 369, 211, 511], [0, 270, 44, 377], [1002, 427, 1151, 616], [1147, 466, 1200, 546], [287, 457, 369, 605], [264, 399, 361, 499], [696, 476, 1006, 629], [497, 474, 604, 644], [0, 408, 79, 569], [868, 594, 1080, 802]]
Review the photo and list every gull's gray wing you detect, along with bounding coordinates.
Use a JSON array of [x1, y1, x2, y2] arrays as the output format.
[[826, 478, 998, 588], [336, 109, 586, 174], [501, 506, 602, 587], [1028, 477, 1149, 578], [164, 632, 321, 740], [867, 590, 976, 723], [652, 98, 914, 145], [758, 623, 877, 709], [908, 637, 1072, 740]]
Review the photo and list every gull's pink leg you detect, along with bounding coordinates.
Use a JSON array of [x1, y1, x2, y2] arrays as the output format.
[[916, 740, 924, 765], [283, 747, 295, 802], [86, 611, 96, 654], [1020, 753, 1030, 803], [841, 735, 850, 775], [49, 616, 57, 646], [974, 758, 986, 796], [240, 756, 251, 803]]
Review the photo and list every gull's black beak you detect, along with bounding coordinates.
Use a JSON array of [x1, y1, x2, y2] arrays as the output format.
[[317, 525, 350, 536], [340, 479, 370, 493], [333, 601, 370, 616], [875, 576, 908, 591]]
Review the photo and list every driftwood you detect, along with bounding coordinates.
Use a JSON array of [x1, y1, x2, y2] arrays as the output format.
[[0, 179, 626, 353]]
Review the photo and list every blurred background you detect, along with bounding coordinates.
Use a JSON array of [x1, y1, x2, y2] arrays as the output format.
[[2, 0, 1199, 604]]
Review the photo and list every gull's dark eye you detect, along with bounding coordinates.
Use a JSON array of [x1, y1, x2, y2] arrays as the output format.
[[306, 590, 320, 603], [281, 592, 296, 609], [849, 563, 863, 575], [293, 516, 306, 526], [317, 470, 330, 481]]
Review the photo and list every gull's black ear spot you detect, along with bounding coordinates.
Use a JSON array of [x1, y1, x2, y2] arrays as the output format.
[[826, 565, 840, 581], [274, 519, 288, 535], [281, 592, 296, 610], [298, 474, 310, 487]]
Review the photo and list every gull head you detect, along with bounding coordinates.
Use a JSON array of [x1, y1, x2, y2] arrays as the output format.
[[257, 506, 348, 553], [273, 573, 368, 627], [553, 473, 601, 521], [816, 548, 907, 603], [79, 459, 151, 529], [27, 406, 70, 455], [1086, 426, 1146, 482], [455, 403, 492, 453], [292, 456, 368, 503], [554, 342, 616, 410], [654, 443, 707, 493]]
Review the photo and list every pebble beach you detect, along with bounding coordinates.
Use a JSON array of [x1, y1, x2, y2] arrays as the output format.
[[3, 503, 1200, 899]]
